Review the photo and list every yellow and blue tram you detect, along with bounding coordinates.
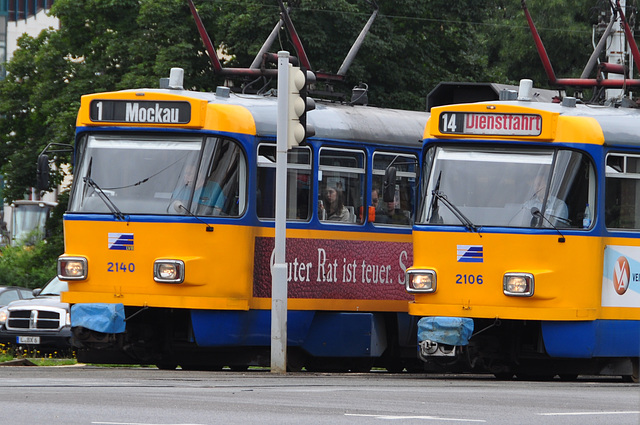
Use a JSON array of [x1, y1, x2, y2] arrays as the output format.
[[406, 86, 640, 380], [57, 70, 427, 371]]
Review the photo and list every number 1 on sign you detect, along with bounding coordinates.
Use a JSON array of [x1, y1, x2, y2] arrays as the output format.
[[95, 101, 103, 121]]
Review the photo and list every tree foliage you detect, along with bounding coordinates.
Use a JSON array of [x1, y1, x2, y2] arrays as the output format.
[[483, 0, 598, 90]]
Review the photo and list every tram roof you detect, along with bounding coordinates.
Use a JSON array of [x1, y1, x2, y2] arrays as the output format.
[[518, 100, 640, 147], [129, 88, 428, 148]]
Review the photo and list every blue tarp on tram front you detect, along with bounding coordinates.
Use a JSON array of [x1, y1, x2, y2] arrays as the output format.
[[70, 303, 126, 334], [417, 316, 474, 346]]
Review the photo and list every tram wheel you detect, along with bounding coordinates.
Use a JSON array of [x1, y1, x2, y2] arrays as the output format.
[[494, 373, 514, 380], [385, 363, 405, 373], [349, 360, 373, 373], [622, 359, 639, 383], [286, 351, 306, 372], [515, 374, 555, 381], [156, 363, 178, 370], [228, 365, 249, 371], [180, 364, 224, 371]]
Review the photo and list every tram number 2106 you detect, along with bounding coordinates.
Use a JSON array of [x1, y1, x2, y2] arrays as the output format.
[[456, 274, 483, 284]]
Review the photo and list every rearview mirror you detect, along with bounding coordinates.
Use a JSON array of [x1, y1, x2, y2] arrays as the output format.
[[383, 166, 396, 202], [36, 154, 50, 191]]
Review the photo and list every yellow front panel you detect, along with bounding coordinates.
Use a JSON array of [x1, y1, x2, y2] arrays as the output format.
[[409, 231, 604, 321], [61, 220, 256, 310]]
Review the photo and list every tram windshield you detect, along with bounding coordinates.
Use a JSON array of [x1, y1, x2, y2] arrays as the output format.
[[417, 145, 595, 229], [69, 134, 246, 217]]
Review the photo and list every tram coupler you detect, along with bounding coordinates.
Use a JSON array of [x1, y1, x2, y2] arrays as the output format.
[[419, 339, 458, 358], [416, 316, 474, 361]]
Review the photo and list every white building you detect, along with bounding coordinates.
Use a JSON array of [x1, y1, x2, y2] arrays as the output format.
[[1, 1, 60, 246], [2, 2, 60, 74]]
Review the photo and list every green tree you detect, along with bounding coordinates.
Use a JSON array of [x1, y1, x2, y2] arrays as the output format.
[[482, 0, 627, 92], [0, 241, 57, 288]]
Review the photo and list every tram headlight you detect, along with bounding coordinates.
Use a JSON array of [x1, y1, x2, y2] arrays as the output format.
[[406, 269, 436, 293], [503, 273, 534, 297], [154, 260, 185, 284], [58, 257, 88, 280]]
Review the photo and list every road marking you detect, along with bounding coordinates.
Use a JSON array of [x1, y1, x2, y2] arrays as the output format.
[[538, 411, 640, 416], [92, 422, 207, 425], [345, 413, 485, 422]]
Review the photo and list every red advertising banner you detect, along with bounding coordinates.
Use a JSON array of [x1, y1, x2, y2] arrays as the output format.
[[253, 237, 413, 301]]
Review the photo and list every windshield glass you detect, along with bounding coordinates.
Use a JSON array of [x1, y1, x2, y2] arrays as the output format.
[[418, 145, 595, 229], [69, 134, 246, 216], [41, 277, 68, 296]]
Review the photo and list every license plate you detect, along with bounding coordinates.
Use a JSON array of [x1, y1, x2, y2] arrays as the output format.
[[17, 336, 40, 345]]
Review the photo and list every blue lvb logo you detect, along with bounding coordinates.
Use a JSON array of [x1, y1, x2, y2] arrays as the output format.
[[457, 245, 483, 263], [108, 233, 134, 251]]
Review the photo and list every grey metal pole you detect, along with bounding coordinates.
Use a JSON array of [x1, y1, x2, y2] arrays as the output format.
[[337, 8, 378, 76], [271, 51, 289, 374], [580, 14, 615, 79], [606, 0, 626, 100], [251, 20, 284, 69]]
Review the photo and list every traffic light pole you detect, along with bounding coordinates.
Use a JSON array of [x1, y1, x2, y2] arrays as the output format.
[[271, 51, 290, 374]]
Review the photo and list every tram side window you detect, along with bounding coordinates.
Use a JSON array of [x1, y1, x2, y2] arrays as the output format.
[[318, 148, 365, 224], [256, 144, 311, 221], [372, 152, 417, 226], [605, 153, 640, 229], [193, 138, 247, 217], [548, 150, 596, 229]]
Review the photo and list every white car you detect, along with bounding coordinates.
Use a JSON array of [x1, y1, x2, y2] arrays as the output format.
[[0, 277, 71, 351]]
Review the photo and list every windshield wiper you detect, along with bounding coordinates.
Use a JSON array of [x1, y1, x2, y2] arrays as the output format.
[[83, 177, 126, 220], [432, 190, 481, 235], [174, 201, 214, 232], [428, 172, 442, 224], [530, 207, 566, 243]]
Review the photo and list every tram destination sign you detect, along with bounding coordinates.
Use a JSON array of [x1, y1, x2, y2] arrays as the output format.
[[89, 99, 191, 124], [439, 111, 542, 136]]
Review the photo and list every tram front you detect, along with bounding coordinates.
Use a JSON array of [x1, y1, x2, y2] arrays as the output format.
[[57, 91, 253, 366], [404, 101, 621, 378]]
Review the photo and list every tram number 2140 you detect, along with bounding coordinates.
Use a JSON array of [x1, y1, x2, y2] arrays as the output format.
[[456, 274, 483, 284], [107, 262, 135, 273]]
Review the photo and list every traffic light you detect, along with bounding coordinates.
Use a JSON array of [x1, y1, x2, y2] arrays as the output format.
[[287, 66, 316, 149]]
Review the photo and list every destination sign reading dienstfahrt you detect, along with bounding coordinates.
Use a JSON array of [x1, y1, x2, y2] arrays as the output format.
[[439, 112, 542, 136], [90, 100, 191, 124]]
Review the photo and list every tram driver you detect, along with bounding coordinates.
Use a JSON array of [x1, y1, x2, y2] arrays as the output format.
[[524, 174, 569, 227], [170, 164, 225, 215]]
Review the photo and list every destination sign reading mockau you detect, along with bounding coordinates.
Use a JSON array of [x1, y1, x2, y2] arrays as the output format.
[[89, 100, 191, 124], [439, 112, 542, 136]]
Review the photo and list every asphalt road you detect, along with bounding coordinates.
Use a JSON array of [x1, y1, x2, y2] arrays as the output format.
[[0, 366, 638, 425]]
